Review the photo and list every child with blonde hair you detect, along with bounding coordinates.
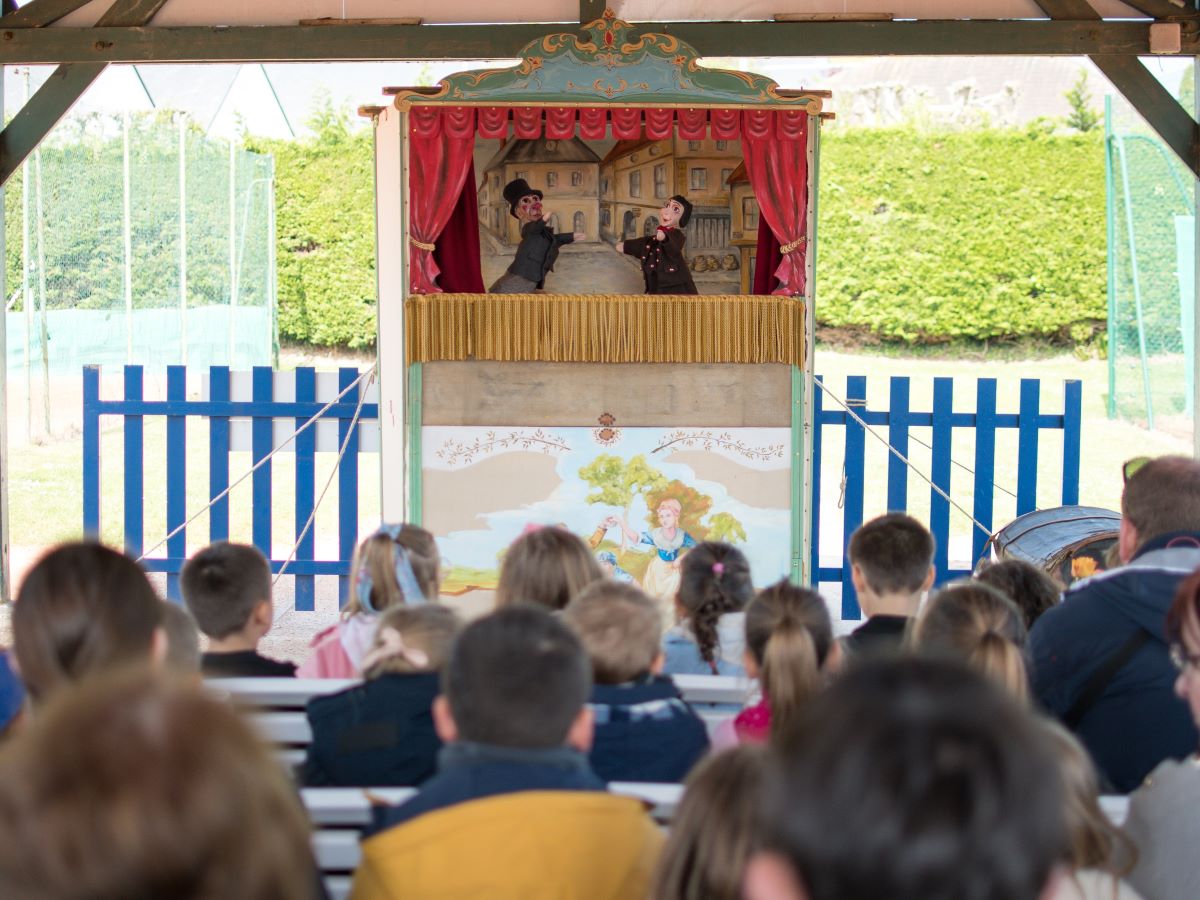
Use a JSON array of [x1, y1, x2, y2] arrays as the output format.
[[495, 526, 603, 611], [303, 605, 461, 786], [298, 524, 440, 678]]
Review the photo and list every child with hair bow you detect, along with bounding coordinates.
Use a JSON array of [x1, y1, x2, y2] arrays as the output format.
[[297, 524, 441, 679]]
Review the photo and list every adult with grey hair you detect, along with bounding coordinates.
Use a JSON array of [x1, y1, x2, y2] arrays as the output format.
[[352, 605, 663, 900], [1029, 456, 1200, 793]]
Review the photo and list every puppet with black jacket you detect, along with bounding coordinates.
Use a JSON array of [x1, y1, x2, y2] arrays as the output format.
[[616, 195, 698, 295], [489, 178, 584, 293]]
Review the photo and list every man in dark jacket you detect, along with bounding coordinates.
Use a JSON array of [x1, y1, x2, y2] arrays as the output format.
[[1029, 456, 1200, 792], [616, 194, 698, 294], [489, 178, 584, 293]]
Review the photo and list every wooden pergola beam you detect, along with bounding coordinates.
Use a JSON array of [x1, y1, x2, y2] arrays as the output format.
[[0, 19, 1188, 64], [2, 0, 96, 29], [0, 0, 169, 186], [1115, 0, 1192, 19]]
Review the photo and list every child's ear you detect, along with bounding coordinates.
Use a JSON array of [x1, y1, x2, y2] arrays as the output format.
[[252, 598, 274, 630], [921, 565, 936, 593], [849, 563, 868, 596], [649, 651, 665, 675], [432, 695, 459, 743], [823, 640, 844, 676], [150, 627, 169, 668], [743, 852, 810, 900], [566, 705, 595, 753], [742, 649, 760, 680]]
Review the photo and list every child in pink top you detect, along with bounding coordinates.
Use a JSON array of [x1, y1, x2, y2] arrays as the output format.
[[297, 524, 441, 679]]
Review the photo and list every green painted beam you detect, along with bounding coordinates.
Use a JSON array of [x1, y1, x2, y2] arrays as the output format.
[[0, 20, 1185, 64], [1092, 54, 1199, 175], [2, 0, 95, 28]]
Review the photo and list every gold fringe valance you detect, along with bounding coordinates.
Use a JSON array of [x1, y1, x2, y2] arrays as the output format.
[[405, 293, 805, 367]]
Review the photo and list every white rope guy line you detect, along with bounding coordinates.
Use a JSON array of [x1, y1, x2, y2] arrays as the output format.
[[136, 363, 378, 563], [814, 379, 998, 540], [273, 366, 376, 587]]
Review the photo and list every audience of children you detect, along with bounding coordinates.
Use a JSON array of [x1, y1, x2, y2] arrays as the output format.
[[494, 524, 603, 610], [0, 668, 323, 900], [651, 744, 767, 900], [562, 580, 709, 782], [1123, 567, 1200, 900], [1030, 456, 1200, 793], [11, 541, 165, 705], [181, 541, 297, 677], [302, 604, 460, 787], [842, 512, 935, 657], [353, 605, 664, 900], [160, 601, 202, 675], [909, 581, 1031, 703], [299, 524, 440, 678], [975, 557, 1062, 629], [662, 541, 754, 675]]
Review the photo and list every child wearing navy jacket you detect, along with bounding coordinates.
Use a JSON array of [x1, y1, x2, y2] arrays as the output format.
[[563, 580, 710, 783]]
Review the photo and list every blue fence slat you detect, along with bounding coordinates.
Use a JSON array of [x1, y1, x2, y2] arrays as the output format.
[[87, 399, 380, 419], [1062, 380, 1082, 506], [971, 379, 998, 568], [929, 378, 954, 584], [887, 377, 910, 512], [1016, 379, 1041, 515], [293, 368, 316, 611], [209, 367, 231, 542], [83, 366, 101, 539], [123, 366, 145, 558], [840, 376, 867, 619], [338, 367, 361, 603], [252, 367, 274, 559], [166, 366, 187, 602]]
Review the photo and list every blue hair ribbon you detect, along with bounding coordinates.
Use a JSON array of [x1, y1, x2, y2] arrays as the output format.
[[355, 524, 429, 612]]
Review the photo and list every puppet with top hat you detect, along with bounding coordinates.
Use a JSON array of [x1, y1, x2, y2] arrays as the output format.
[[488, 178, 585, 294], [616, 195, 698, 295]]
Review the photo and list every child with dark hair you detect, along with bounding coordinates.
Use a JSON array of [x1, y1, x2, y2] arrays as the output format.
[[652, 745, 768, 900], [181, 542, 296, 678], [495, 526, 603, 611], [354, 606, 663, 899], [975, 558, 1061, 629], [302, 605, 461, 787], [744, 657, 1067, 900], [563, 580, 709, 782], [662, 542, 754, 676], [715, 581, 837, 747], [13, 542, 165, 705], [299, 524, 440, 678], [843, 513, 935, 657]]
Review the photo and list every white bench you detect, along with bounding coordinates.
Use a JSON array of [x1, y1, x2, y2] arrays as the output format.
[[305, 783, 683, 900]]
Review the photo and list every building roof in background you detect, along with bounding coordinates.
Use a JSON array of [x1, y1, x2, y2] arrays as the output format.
[[482, 136, 602, 172]]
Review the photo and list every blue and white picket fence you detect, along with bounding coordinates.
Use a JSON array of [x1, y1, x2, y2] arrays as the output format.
[[82, 367, 1081, 617]]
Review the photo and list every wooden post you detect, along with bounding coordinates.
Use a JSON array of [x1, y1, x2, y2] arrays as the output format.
[[0, 65, 10, 602]]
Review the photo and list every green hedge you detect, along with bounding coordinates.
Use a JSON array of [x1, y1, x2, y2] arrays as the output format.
[[816, 128, 1106, 343], [248, 114, 378, 348], [252, 122, 1106, 348]]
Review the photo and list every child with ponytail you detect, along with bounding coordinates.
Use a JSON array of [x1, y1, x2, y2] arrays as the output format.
[[662, 542, 754, 676], [297, 524, 441, 679], [715, 581, 837, 747]]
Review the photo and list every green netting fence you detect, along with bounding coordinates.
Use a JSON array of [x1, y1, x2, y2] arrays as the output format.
[[3, 111, 277, 377], [1106, 95, 1195, 434]]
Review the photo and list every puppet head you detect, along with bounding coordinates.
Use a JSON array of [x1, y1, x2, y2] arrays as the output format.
[[661, 195, 693, 229], [503, 178, 544, 221]]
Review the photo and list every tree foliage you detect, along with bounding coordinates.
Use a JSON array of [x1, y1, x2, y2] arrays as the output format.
[[1065, 71, 1100, 134]]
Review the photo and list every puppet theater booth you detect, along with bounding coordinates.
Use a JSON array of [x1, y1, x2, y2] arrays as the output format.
[[369, 12, 825, 597]]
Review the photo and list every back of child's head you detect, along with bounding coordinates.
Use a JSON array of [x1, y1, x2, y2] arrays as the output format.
[[443, 605, 591, 749], [160, 603, 201, 674], [744, 581, 833, 737], [495, 525, 603, 611], [847, 513, 935, 596], [677, 542, 754, 666], [756, 656, 1065, 900], [974, 559, 1060, 629], [180, 542, 271, 640], [347, 524, 440, 615], [910, 582, 1029, 704], [13, 542, 163, 704], [653, 744, 768, 900], [1038, 718, 1136, 876], [563, 580, 662, 684], [361, 604, 461, 679], [0, 668, 316, 900]]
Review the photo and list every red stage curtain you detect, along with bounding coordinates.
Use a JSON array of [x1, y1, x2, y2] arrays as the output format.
[[408, 109, 477, 294], [677, 108, 706, 140], [740, 111, 808, 296], [753, 217, 783, 294], [611, 108, 641, 139], [644, 109, 673, 139], [432, 158, 485, 293], [513, 107, 541, 138], [545, 107, 576, 139], [477, 107, 509, 139], [579, 108, 607, 140], [711, 109, 740, 140]]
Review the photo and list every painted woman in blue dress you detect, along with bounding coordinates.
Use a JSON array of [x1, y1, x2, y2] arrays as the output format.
[[602, 498, 697, 623]]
